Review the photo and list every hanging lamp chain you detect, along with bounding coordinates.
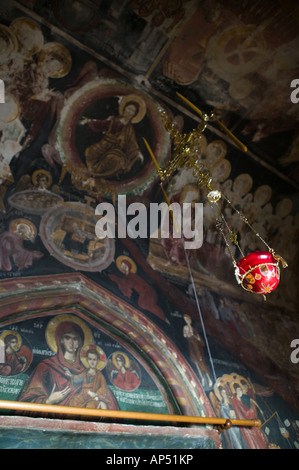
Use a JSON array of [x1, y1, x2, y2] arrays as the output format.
[[144, 93, 288, 300], [221, 192, 272, 252]]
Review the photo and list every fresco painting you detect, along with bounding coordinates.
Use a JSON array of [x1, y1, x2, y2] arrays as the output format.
[[0, 420, 218, 449], [0, 218, 43, 272], [39, 200, 115, 272], [56, 76, 170, 198], [157, 2, 299, 175], [0, 306, 298, 449], [0, 313, 170, 416], [0, 1, 298, 450]]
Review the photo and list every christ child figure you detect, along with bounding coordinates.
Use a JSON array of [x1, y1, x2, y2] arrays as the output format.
[[69, 347, 116, 409]]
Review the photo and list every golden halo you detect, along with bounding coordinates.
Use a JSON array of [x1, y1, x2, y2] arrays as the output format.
[[38, 42, 72, 78], [81, 344, 107, 370], [10, 17, 44, 56], [46, 314, 93, 353], [0, 330, 22, 350], [32, 169, 52, 188], [238, 376, 251, 393], [214, 373, 235, 401], [183, 314, 191, 322], [9, 218, 37, 240], [230, 380, 247, 396], [214, 378, 226, 401], [230, 373, 239, 381], [0, 24, 18, 59], [116, 255, 137, 274], [112, 351, 130, 369], [228, 374, 250, 396], [119, 94, 146, 123]]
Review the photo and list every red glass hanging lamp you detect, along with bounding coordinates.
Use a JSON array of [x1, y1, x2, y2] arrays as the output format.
[[206, 189, 287, 297]]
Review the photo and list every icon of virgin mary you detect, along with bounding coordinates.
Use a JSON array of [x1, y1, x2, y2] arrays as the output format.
[[20, 318, 89, 406]]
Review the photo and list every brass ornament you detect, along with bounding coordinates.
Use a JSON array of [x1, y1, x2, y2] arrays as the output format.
[[0, 24, 18, 60], [143, 93, 287, 298]]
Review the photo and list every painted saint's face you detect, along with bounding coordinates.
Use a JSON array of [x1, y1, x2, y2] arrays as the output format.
[[38, 176, 48, 188], [116, 356, 125, 368], [121, 262, 129, 274], [8, 338, 18, 351], [41, 57, 61, 75], [16, 224, 34, 240], [123, 104, 138, 121], [87, 353, 98, 369], [61, 332, 80, 354]]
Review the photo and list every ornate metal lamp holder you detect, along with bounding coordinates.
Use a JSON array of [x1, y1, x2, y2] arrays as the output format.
[[206, 189, 288, 297], [145, 93, 288, 298]]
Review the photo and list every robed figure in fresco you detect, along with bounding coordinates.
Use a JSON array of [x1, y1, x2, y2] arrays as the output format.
[[183, 314, 213, 388], [20, 321, 86, 405], [20, 320, 118, 410], [232, 383, 268, 449], [0, 220, 43, 271], [80, 95, 145, 178], [109, 352, 141, 392], [68, 347, 118, 410], [109, 256, 168, 323], [0, 332, 31, 376]]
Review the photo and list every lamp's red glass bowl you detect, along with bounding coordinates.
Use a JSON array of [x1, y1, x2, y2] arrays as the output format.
[[236, 251, 280, 295]]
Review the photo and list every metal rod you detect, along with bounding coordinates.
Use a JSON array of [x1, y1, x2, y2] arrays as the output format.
[[176, 93, 247, 153], [143, 137, 161, 172], [213, 116, 248, 153], [0, 399, 261, 427], [176, 92, 207, 120]]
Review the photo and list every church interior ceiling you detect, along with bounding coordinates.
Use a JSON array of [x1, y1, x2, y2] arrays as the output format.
[[0, 0, 299, 450]]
